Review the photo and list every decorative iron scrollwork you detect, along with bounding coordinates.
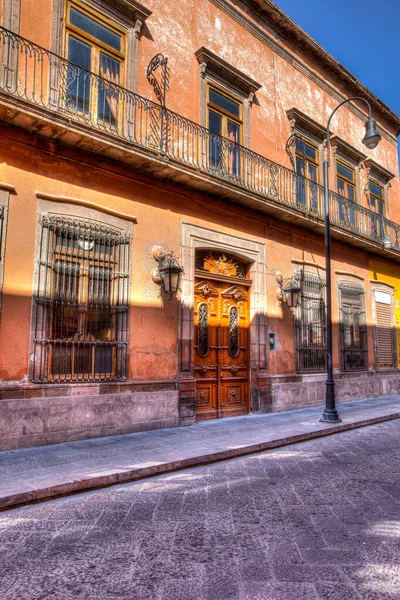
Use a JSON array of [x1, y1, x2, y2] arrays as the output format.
[[198, 303, 209, 357], [229, 306, 239, 357], [146, 53, 169, 107]]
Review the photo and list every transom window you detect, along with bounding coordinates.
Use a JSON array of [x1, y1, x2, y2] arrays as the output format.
[[294, 138, 319, 211], [207, 85, 242, 177], [32, 215, 131, 383], [65, 1, 125, 127]]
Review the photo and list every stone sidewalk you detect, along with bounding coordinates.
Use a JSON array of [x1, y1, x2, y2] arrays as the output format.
[[1, 395, 399, 510]]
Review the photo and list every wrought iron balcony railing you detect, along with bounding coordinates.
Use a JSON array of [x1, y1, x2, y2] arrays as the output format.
[[0, 26, 399, 252]]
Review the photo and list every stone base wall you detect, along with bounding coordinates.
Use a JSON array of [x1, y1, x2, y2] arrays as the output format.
[[270, 371, 400, 412], [0, 390, 179, 451]]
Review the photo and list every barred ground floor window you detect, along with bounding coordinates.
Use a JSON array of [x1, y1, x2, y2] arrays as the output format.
[[295, 271, 326, 373], [32, 214, 131, 383], [339, 284, 367, 371]]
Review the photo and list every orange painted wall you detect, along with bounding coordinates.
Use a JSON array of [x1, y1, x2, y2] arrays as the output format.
[[1, 0, 399, 385], [0, 125, 381, 382]]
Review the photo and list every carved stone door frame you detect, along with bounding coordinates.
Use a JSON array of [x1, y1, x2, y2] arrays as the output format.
[[179, 222, 268, 423]]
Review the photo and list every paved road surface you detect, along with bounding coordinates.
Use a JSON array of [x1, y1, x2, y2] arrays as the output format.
[[1, 420, 400, 599]]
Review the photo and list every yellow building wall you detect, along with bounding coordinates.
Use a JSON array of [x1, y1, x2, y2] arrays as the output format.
[[370, 259, 400, 367]]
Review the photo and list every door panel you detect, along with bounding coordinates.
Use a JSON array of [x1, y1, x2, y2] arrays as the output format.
[[194, 278, 249, 420]]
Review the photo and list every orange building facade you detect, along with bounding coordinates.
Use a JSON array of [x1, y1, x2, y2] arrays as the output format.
[[0, 0, 399, 449]]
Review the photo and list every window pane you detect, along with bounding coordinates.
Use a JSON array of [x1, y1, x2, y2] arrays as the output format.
[[209, 88, 240, 117], [370, 183, 383, 198], [305, 144, 316, 161], [308, 164, 317, 183], [296, 156, 305, 175], [337, 179, 345, 195], [296, 139, 305, 154], [228, 120, 240, 144], [67, 36, 91, 114], [228, 120, 240, 176], [209, 110, 222, 135], [337, 162, 354, 182], [209, 110, 222, 168], [68, 35, 91, 70], [70, 7, 121, 51], [98, 53, 120, 125], [347, 184, 355, 202]]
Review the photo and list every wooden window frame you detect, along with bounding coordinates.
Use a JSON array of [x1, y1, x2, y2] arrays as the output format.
[[369, 179, 385, 218], [336, 158, 356, 201], [66, 1, 126, 60], [65, 0, 126, 126], [206, 83, 243, 143], [292, 135, 320, 212], [294, 138, 319, 181]]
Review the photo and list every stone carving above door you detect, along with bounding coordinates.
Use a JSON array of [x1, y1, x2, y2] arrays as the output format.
[[195, 251, 248, 279]]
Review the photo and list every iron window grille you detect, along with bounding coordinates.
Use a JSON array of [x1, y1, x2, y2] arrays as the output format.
[[32, 214, 131, 383], [0, 205, 4, 261], [0, 204, 4, 306], [295, 271, 327, 373], [339, 284, 367, 371]]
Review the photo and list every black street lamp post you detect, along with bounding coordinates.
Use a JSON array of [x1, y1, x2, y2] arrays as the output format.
[[321, 98, 381, 423]]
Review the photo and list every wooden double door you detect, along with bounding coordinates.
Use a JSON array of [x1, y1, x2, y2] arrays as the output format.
[[194, 277, 250, 420]]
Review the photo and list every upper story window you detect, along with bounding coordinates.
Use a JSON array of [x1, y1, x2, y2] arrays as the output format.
[[364, 159, 395, 222], [207, 85, 242, 177], [195, 47, 261, 170], [295, 139, 318, 183], [369, 181, 385, 217], [65, 1, 125, 127], [337, 160, 356, 203], [294, 138, 319, 211], [286, 109, 326, 214]]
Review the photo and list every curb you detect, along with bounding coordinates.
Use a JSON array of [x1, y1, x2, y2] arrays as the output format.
[[2, 411, 400, 510]]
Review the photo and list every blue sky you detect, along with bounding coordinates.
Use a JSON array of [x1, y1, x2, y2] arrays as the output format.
[[274, 0, 400, 117]]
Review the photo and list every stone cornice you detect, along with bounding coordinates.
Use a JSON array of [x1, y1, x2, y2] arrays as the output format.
[[195, 46, 262, 95], [331, 136, 367, 166], [286, 107, 327, 141], [210, 0, 400, 143], [364, 159, 396, 184], [107, 0, 151, 22]]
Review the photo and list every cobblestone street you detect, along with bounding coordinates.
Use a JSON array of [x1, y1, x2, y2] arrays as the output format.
[[1, 420, 400, 600]]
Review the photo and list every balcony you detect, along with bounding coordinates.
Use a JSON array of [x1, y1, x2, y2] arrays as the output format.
[[0, 26, 399, 258]]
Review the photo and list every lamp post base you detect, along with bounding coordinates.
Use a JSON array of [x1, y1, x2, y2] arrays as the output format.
[[320, 380, 341, 423], [320, 408, 342, 423]]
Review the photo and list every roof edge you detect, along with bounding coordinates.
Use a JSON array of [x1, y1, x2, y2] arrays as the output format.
[[248, 0, 400, 136]]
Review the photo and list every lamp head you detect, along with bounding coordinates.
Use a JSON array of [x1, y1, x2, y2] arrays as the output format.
[[158, 251, 184, 299], [362, 117, 381, 150]]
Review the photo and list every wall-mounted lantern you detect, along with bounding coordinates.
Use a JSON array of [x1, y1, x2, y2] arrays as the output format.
[[281, 278, 301, 309], [274, 271, 301, 310], [151, 246, 184, 299]]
